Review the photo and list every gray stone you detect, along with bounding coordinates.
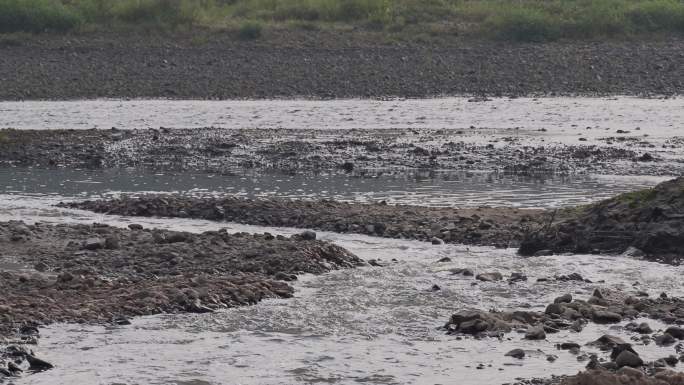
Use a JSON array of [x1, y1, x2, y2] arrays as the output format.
[[83, 238, 105, 250], [665, 326, 684, 339], [525, 326, 546, 340], [592, 310, 622, 324], [615, 350, 643, 368], [505, 349, 525, 359], [554, 294, 572, 304], [476, 272, 503, 282]]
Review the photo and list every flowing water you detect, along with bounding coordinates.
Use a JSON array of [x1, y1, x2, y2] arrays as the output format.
[[1, 97, 683, 384]]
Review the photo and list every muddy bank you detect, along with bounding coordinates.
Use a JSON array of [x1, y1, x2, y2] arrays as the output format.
[[60, 195, 546, 248], [2, 127, 679, 176], [0, 218, 364, 379], [0, 33, 683, 100], [520, 177, 684, 264]]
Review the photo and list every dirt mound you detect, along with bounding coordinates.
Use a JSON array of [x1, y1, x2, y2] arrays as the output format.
[[519, 177, 684, 264]]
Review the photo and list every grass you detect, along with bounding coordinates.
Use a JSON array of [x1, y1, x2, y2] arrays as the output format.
[[0, 0, 683, 41]]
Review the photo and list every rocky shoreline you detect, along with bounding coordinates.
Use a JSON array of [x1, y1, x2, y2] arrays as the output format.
[[1, 127, 678, 176], [60, 195, 547, 248], [520, 177, 684, 265], [0, 219, 364, 378], [448, 287, 684, 385], [0, 33, 683, 100]]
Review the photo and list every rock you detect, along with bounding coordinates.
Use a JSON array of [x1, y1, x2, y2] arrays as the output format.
[[104, 236, 120, 250], [437, 257, 451, 263], [33, 262, 49, 272], [274, 272, 297, 281], [451, 268, 474, 276], [637, 153, 654, 162], [128, 224, 143, 230], [476, 272, 503, 282], [656, 333, 677, 346], [615, 350, 643, 368], [25, 354, 54, 371], [533, 249, 553, 256], [83, 238, 105, 250], [299, 231, 317, 241], [664, 355, 679, 366], [592, 310, 622, 324], [622, 246, 645, 258], [591, 335, 627, 349], [635, 322, 653, 334], [545, 303, 565, 315], [559, 342, 581, 350], [525, 326, 546, 340], [617, 366, 644, 378], [592, 288, 604, 299], [554, 294, 572, 304], [431, 284, 441, 291], [665, 326, 684, 339], [505, 349, 525, 359], [508, 272, 527, 283], [431, 237, 444, 245], [57, 272, 74, 282]]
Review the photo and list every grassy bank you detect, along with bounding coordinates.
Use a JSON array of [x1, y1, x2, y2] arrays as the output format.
[[1, 0, 683, 41]]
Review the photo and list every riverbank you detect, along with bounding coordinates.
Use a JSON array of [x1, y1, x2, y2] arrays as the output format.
[[1, 32, 682, 100], [0, 219, 363, 376], [59, 195, 546, 248]]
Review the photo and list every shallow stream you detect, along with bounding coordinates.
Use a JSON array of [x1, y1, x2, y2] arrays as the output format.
[[1, 97, 682, 384]]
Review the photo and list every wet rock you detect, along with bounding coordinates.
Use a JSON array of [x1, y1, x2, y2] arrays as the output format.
[[665, 326, 684, 339], [655, 333, 677, 346], [592, 288, 604, 299], [450, 268, 474, 276], [273, 272, 297, 281], [554, 294, 572, 304], [559, 342, 581, 350], [591, 335, 627, 350], [505, 349, 525, 359], [635, 322, 653, 334], [299, 231, 317, 241], [663, 355, 679, 366], [622, 246, 645, 258], [615, 350, 643, 368], [431, 284, 441, 292], [475, 272, 503, 282], [128, 224, 143, 230], [431, 237, 444, 245], [533, 249, 553, 257], [592, 310, 622, 324], [83, 237, 105, 250], [525, 326, 546, 340], [545, 303, 565, 315], [508, 272, 527, 283], [25, 354, 54, 372], [437, 257, 451, 263], [104, 236, 120, 250]]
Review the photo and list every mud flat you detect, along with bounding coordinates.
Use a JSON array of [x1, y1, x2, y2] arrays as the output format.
[[1, 126, 681, 176], [0, 219, 362, 378], [60, 195, 546, 248], [0, 34, 683, 100]]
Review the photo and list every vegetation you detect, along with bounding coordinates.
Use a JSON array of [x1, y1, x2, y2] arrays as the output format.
[[0, 0, 683, 41]]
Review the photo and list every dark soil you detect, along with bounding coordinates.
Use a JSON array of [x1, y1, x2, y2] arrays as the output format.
[[1, 128, 677, 176], [519, 177, 684, 264], [0, 31, 682, 100], [59, 195, 546, 248]]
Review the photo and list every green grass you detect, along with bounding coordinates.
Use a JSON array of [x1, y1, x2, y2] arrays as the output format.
[[1, 0, 683, 41]]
